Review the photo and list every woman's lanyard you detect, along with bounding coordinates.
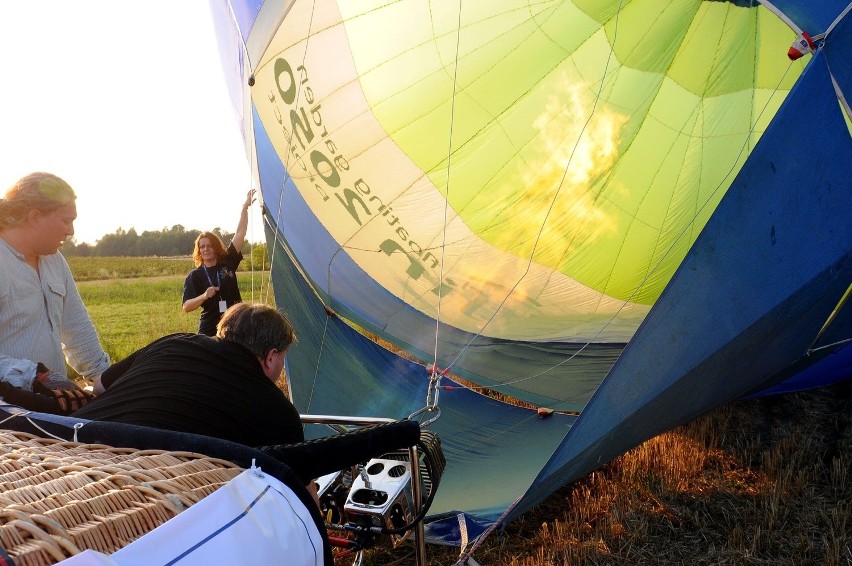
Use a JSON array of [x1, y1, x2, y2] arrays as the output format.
[[204, 266, 228, 313], [203, 265, 221, 290]]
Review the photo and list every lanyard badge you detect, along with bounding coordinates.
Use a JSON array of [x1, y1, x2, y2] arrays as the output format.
[[204, 267, 227, 312]]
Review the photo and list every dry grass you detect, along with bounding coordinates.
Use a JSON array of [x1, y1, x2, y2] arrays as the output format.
[[352, 381, 852, 565]]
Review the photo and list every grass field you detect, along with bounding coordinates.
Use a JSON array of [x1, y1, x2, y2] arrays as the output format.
[[68, 256, 195, 281], [70, 258, 851, 565], [76, 269, 273, 361]]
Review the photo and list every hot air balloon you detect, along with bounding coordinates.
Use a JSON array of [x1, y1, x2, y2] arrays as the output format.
[[209, 0, 851, 555]]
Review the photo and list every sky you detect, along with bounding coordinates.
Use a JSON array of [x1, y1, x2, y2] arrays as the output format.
[[0, 1, 259, 245]]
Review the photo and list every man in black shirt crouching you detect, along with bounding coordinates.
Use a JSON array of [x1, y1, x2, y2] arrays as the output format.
[[73, 302, 303, 448]]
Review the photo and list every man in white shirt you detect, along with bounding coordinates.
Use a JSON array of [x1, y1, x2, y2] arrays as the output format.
[[0, 172, 109, 394]]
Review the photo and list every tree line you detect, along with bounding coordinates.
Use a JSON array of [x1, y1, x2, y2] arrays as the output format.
[[62, 225, 269, 269]]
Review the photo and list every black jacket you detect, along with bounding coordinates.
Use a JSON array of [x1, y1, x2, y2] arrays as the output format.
[[72, 333, 303, 447]]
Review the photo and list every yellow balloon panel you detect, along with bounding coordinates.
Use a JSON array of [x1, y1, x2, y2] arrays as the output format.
[[250, 0, 803, 341]]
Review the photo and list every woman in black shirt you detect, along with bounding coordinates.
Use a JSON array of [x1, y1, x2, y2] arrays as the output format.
[[182, 189, 255, 335]]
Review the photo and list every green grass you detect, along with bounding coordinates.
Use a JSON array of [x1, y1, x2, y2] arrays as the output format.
[[75, 270, 273, 363], [67, 256, 261, 282], [68, 256, 195, 281]]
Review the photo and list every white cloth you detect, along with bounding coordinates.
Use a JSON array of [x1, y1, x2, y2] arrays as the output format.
[[0, 356, 36, 390], [92, 468, 324, 565], [0, 238, 109, 381]]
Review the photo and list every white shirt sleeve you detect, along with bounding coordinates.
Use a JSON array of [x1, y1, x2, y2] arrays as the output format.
[[53, 255, 111, 379], [0, 241, 109, 381], [0, 355, 37, 389]]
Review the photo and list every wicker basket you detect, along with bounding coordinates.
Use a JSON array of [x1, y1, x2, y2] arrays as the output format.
[[0, 429, 244, 565]]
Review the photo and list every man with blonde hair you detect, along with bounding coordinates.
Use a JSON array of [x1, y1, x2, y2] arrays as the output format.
[[0, 172, 110, 400]]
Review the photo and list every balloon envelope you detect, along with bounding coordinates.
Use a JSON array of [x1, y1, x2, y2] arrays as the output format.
[[210, 0, 852, 545]]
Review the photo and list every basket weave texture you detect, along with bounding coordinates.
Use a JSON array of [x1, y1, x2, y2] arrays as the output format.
[[0, 429, 244, 565]]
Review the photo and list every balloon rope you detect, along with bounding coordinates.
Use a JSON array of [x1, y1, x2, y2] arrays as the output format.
[[247, 120, 259, 303], [418, 0, 466, 418], [809, 283, 851, 353], [429, 0, 465, 380], [220, 0, 263, 304], [261, 219, 333, 409], [305, 312, 332, 412], [825, 45, 852, 127], [248, 184, 257, 305]]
